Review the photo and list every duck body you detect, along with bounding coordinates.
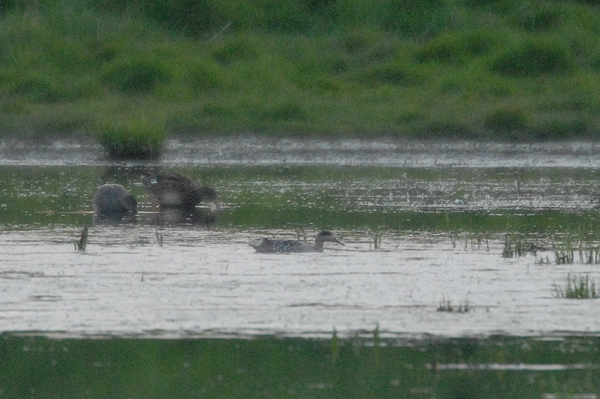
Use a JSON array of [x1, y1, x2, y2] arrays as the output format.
[[92, 184, 137, 223], [250, 231, 344, 253], [142, 173, 218, 211]]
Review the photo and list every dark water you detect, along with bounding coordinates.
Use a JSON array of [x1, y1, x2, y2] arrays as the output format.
[[2, 334, 599, 399], [3, 139, 600, 398]]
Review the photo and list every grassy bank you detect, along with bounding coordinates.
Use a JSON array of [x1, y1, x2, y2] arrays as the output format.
[[2, 0, 600, 148]]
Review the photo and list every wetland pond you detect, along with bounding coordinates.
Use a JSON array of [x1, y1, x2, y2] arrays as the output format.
[[1, 138, 600, 398]]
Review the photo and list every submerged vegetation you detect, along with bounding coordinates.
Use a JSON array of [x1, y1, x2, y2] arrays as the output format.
[[1, 0, 600, 157]]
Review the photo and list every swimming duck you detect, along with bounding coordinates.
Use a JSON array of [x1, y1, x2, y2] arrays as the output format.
[[249, 231, 344, 253], [142, 172, 219, 211], [92, 184, 137, 223]]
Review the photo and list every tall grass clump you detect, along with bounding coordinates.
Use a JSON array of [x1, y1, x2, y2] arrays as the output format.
[[415, 31, 496, 64], [96, 113, 167, 160], [501, 235, 532, 258], [554, 274, 598, 299]]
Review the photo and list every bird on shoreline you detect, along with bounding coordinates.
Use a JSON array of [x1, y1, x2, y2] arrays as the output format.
[[92, 183, 137, 223], [142, 172, 219, 211], [249, 231, 344, 253]]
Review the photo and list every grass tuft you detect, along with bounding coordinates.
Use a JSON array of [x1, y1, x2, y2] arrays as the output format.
[[437, 297, 470, 313], [489, 39, 574, 77], [554, 274, 599, 299], [502, 235, 537, 258], [96, 113, 167, 160]]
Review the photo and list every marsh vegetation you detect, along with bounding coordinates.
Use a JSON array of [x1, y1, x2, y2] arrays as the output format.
[[3, 1, 600, 158]]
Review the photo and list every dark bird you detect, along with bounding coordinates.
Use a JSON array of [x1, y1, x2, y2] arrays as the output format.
[[92, 184, 137, 223], [249, 231, 344, 253], [142, 172, 219, 211]]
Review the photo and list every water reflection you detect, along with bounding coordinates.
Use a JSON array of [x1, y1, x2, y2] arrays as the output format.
[[145, 207, 217, 225], [91, 166, 219, 226], [0, 334, 597, 399]]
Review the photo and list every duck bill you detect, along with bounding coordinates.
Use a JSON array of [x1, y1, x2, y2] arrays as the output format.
[[334, 238, 344, 245]]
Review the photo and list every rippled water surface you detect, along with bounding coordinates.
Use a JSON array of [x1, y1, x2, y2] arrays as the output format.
[[4, 138, 600, 397], [2, 138, 600, 340]]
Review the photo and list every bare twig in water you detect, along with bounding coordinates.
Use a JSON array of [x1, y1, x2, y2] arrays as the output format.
[[75, 226, 88, 251], [156, 230, 163, 247]]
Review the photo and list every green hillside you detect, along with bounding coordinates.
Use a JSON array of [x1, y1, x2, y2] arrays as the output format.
[[2, 0, 600, 150]]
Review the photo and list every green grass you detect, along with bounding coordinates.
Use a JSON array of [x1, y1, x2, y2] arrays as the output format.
[[95, 111, 167, 159], [555, 274, 599, 299], [1, 0, 600, 155]]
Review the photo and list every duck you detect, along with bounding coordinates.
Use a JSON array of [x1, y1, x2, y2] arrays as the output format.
[[92, 184, 137, 223], [142, 172, 219, 211], [249, 231, 344, 253]]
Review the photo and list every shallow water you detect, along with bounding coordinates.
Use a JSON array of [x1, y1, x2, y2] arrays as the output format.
[[2, 225, 599, 339], [1, 138, 600, 339], [3, 138, 600, 397], [2, 334, 599, 399]]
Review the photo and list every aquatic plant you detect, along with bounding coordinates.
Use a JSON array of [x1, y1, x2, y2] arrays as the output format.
[[156, 230, 163, 247], [554, 250, 575, 264], [549, 237, 600, 265], [369, 228, 383, 249], [501, 235, 533, 258], [578, 246, 600, 264], [536, 255, 552, 265], [437, 297, 470, 313], [74, 226, 88, 251], [554, 274, 599, 299], [331, 328, 339, 363]]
